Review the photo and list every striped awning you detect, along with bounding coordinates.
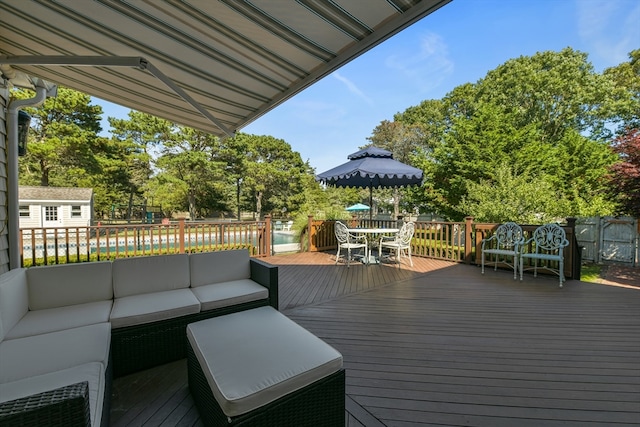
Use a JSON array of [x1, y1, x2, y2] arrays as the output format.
[[0, 0, 450, 137]]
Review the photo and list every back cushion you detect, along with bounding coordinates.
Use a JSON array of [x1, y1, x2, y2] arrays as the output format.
[[0, 269, 29, 341], [113, 254, 190, 298], [189, 250, 250, 287], [27, 262, 113, 310]]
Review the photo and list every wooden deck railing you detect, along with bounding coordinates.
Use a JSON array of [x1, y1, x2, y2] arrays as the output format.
[[19, 217, 272, 267], [306, 216, 581, 279], [19, 214, 581, 279]]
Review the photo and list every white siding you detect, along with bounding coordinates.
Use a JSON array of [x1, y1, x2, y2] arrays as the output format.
[[17, 203, 41, 229], [18, 201, 92, 228]]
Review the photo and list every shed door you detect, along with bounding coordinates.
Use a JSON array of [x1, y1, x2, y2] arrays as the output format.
[[42, 205, 62, 228]]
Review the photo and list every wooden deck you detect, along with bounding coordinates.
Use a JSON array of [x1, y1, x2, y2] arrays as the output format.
[[110, 252, 640, 426]]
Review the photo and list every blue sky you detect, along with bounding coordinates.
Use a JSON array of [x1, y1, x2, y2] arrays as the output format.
[[97, 0, 639, 174]]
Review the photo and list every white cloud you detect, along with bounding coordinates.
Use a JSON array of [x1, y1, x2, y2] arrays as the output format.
[[576, 0, 640, 67], [384, 31, 454, 93], [331, 71, 374, 105]]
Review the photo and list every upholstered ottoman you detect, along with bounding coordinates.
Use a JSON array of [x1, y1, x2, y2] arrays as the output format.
[[186, 306, 345, 426]]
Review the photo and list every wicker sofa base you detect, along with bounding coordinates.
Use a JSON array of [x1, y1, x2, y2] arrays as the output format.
[[0, 360, 112, 427], [111, 299, 269, 378], [0, 381, 90, 427], [187, 341, 345, 427]]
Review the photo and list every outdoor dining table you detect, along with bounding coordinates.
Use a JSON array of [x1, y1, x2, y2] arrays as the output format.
[[347, 227, 399, 264]]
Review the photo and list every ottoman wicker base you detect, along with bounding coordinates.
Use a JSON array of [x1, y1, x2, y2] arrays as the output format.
[[186, 307, 345, 426], [187, 342, 345, 426]]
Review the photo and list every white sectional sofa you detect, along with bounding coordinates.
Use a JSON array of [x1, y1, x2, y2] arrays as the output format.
[[0, 250, 278, 427]]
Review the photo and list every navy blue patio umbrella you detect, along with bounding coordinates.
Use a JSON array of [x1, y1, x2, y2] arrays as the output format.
[[317, 146, 423, 221]]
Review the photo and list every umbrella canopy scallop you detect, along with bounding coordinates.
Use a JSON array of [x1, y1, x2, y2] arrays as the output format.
[[317, 146, 423, 220], [317, 146, 423, 189]]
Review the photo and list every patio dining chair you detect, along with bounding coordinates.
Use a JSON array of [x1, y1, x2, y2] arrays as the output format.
[[334, 221, 368, 267], [481, 222, 524, 279], [519, 223, 569, 287], [379, 222, 415, 268]]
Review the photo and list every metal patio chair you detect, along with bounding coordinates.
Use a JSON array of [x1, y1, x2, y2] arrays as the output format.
[[481, 222, 524, 279], [520, 223, 570, 287], [334, 221, 367, 267], [379, 222, 415, 268]]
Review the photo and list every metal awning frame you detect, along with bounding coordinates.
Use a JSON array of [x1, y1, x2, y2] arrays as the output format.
[[0, 55, 235, 137]]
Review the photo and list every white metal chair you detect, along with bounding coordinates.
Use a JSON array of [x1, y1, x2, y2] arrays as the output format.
[[379, 222, 415, 268], [334, 221, 368, 267], [520, 223, 569, 287], [481, 222, 524, 279], [283, 220, 293, 231]]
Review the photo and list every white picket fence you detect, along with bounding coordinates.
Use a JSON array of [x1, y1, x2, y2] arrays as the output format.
[[575, 216, 639, 266]]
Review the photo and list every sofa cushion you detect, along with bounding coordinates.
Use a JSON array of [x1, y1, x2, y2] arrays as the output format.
[[189, 250, 250, 287], [26, 262, 113, 310], [112, 254, 190, 298], [0, 362, 105, 427], [5, 301, 113, 340], [110, 288, 200, 329], [0, 268, 29, 342], [0, 322, 111, 384], [186, 306, 343, 418], [190, 279, 268, 312]]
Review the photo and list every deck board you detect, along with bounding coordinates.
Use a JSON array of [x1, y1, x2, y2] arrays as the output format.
[[111, 252, 640, 426]]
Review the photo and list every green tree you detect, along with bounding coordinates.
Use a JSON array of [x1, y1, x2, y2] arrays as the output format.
[[108, 111, 173, 219], [603, 49, 640, 132], [401, 48, 629, 221], [154, 127, 226, 219], [233, 133, 307, 219], [17, 87, 103, 187], [460, 163, 566, 223], [367, 120, 425, 219]]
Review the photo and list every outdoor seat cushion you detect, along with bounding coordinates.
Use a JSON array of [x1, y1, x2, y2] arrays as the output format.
[[0, 322, 111, 384], [110, 288, 200, 329], [26, 261, 113, 310], [187, 306, 343, 418], [0, 362, 105, 427], [4, 300, 113, 340], [190, 279, 268, 312], [112, 254, 190, 298], [0, 268, 28, 342], [189, 250, 250, 287]]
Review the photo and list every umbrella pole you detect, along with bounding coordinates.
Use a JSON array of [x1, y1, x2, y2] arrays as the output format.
[[369, 186, 373, 222]]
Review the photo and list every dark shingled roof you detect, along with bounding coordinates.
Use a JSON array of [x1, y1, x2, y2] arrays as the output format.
[[19, 186, 93, 202]]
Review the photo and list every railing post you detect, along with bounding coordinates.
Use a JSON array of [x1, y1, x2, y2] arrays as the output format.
[[566, 217, 579, 280], [307, 215, 313, 252], [464, 216, 474, 264], [265, 214, 272, 256], [475, 224, 486, 266], [178, 218, 185, 254]]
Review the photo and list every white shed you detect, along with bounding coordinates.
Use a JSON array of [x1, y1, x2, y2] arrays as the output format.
[[18, 186, 93, 229]]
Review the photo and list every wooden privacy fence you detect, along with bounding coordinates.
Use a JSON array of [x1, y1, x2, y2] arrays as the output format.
[[306, 216, 581, 279], [19, 217, 272, 267], [576, 216, 639, 266]]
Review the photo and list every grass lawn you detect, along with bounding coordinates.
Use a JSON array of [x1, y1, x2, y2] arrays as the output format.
[[581, 263, 603, 283]]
